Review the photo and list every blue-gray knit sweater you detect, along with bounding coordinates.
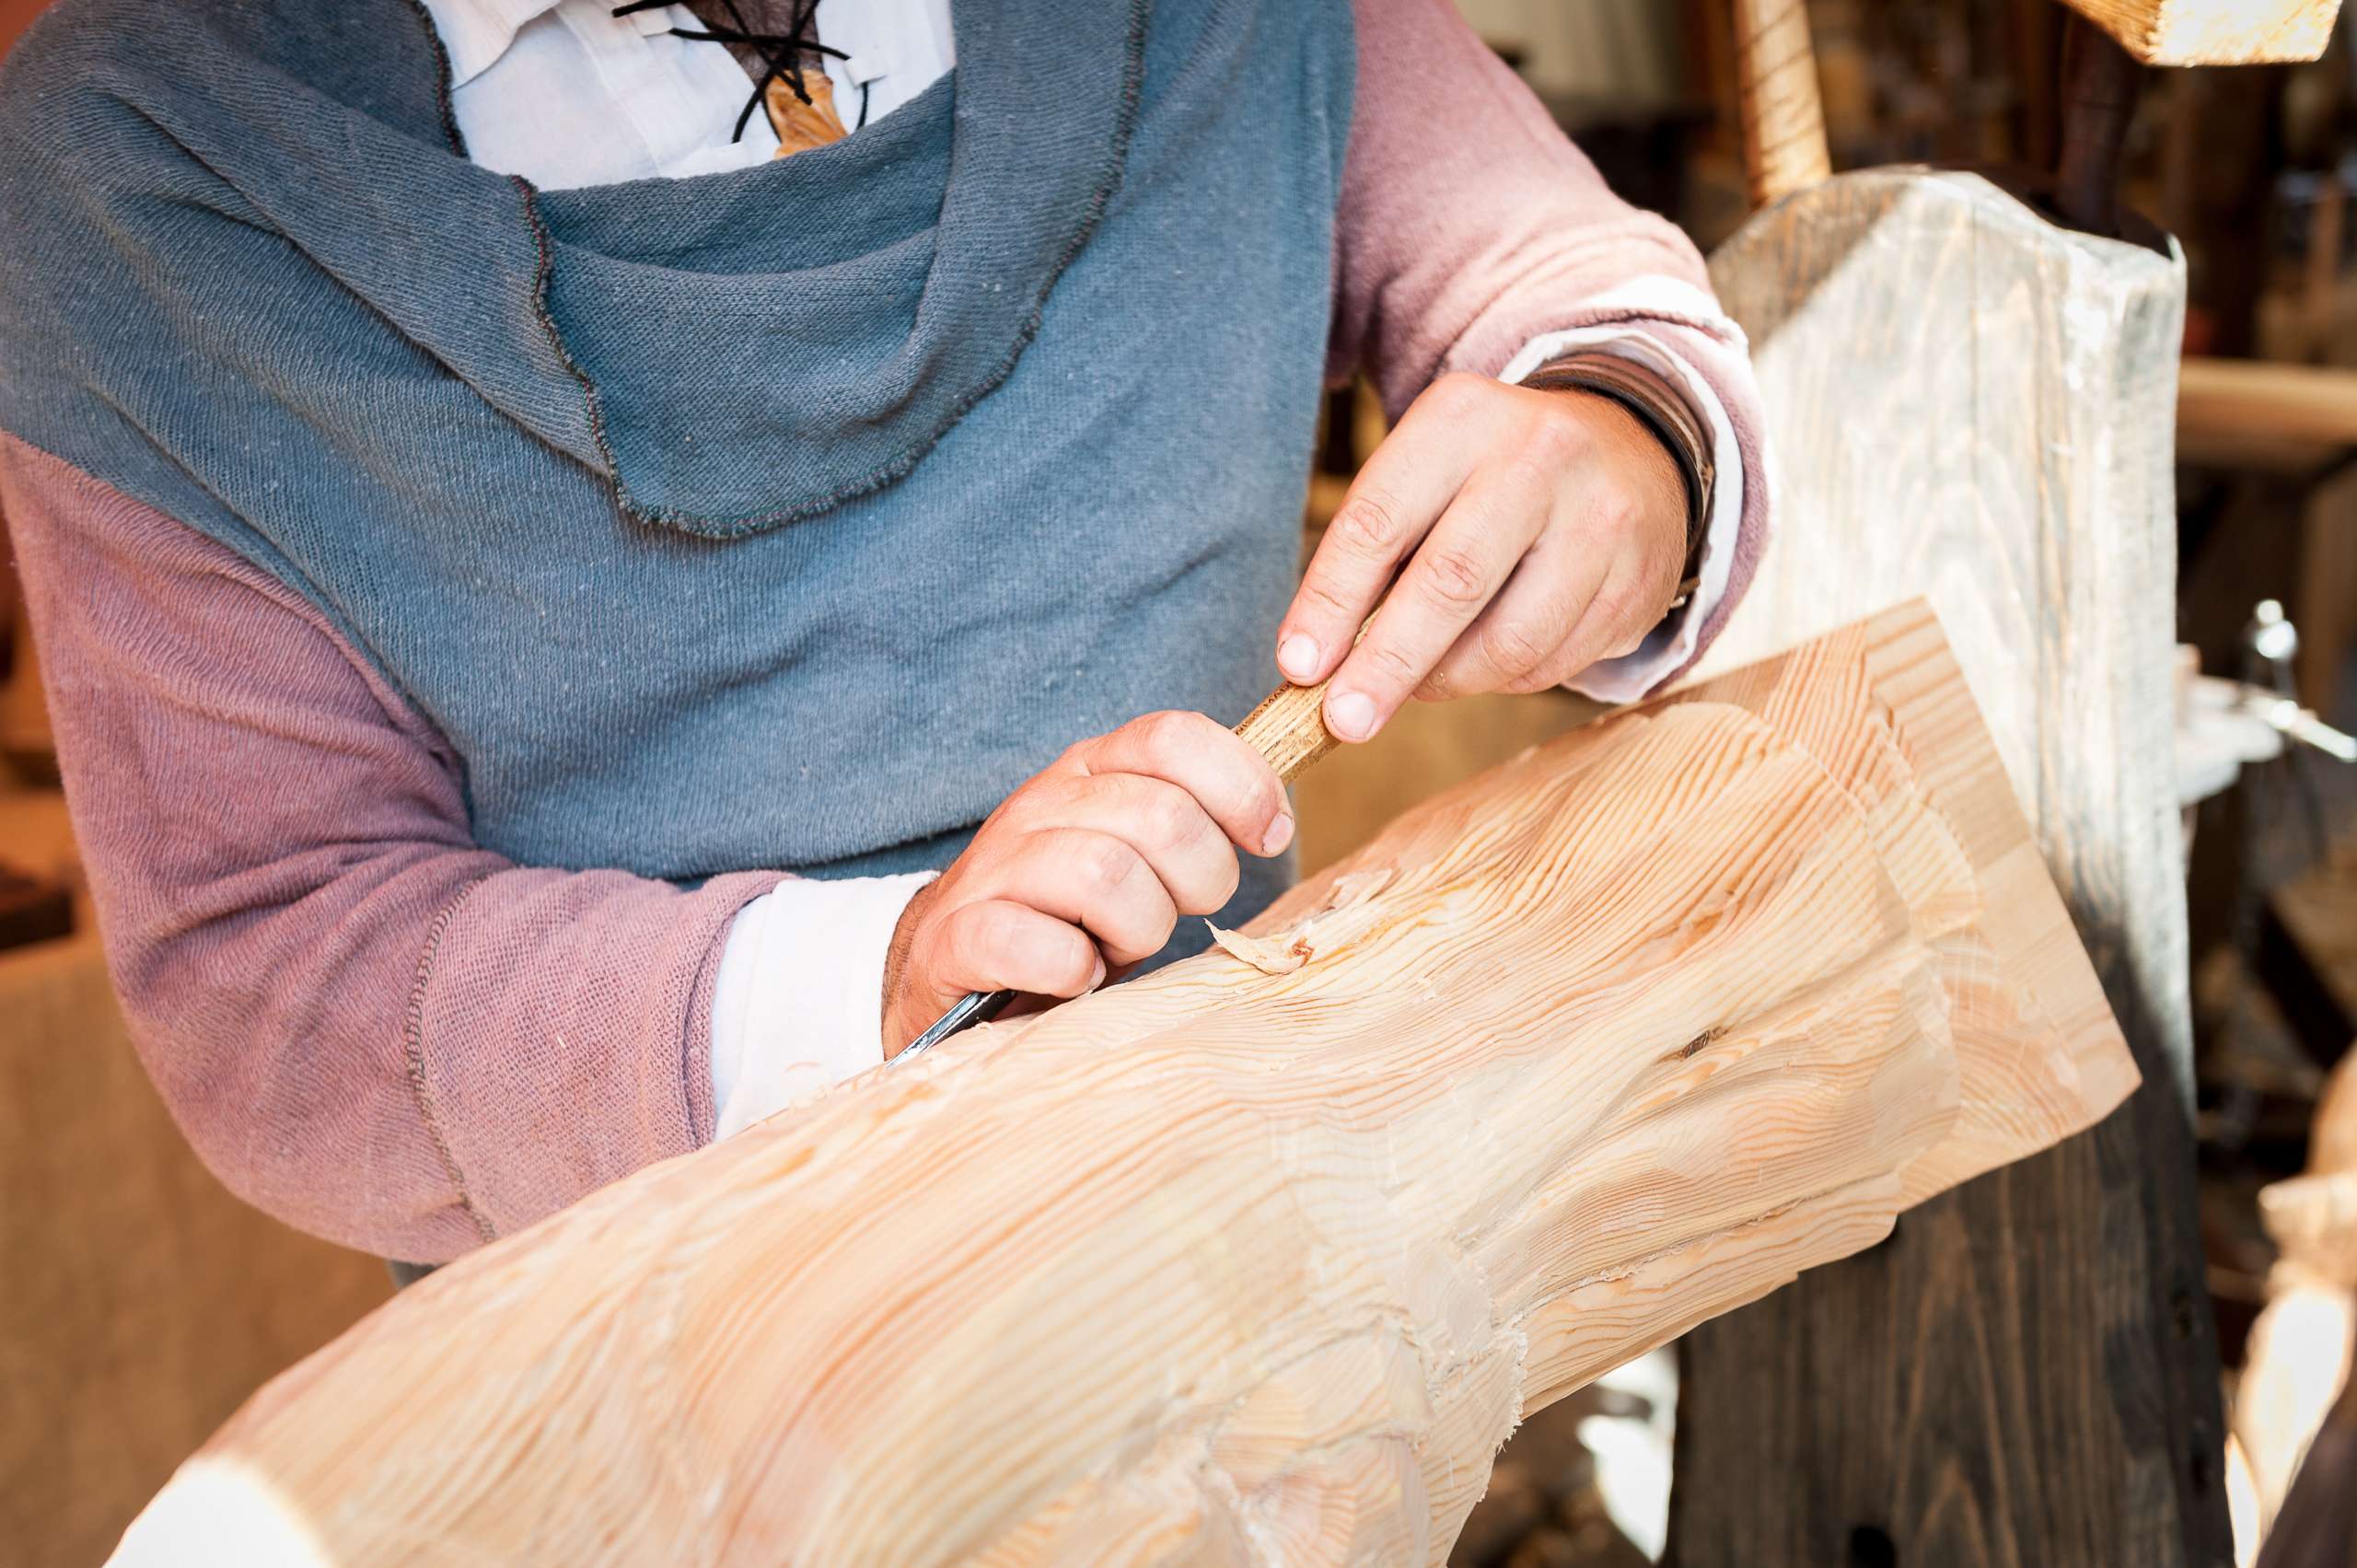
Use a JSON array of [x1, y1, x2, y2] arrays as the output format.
[[0, 0, 1352, 917]]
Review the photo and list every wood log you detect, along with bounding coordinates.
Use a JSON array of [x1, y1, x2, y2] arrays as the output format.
[[110, 605, 2137, 1566], [2058, 0, 2342, 64], [1674, 168, 2231, 1566]]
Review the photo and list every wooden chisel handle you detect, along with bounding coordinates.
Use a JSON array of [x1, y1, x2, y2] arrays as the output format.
[[1233, 675, 1342, 786], [897, 679, 1341, 1060]]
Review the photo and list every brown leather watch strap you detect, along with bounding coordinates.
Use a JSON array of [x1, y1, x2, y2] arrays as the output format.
[[1518, 350, 1715, 605]]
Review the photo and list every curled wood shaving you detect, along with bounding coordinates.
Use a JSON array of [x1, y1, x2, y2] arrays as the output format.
[[1206, 865, 1399, 975], [1206, 924, 1313, 974]]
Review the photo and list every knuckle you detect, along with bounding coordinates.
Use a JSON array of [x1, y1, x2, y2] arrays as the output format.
[[1139, 708, 1202, 753], [1482, 617, 1553, 677], [999, 773, 1068, 827], [1295, 575, 1359, 620], [1118, 709, 1191, 768], [1080, 838, 1141, 895], [1427, 370, 1487, 413], [1360, 637, 1424, 688], [1588, 581, 1646, 640], [1148, 787, 1205, 854], [1416, 541, 1491, 610], [1525, 407, 1590, 468], [1103, 915, 1170, 968], [1331, 491, 1406, 558], [1174, 856, 1241, 919]]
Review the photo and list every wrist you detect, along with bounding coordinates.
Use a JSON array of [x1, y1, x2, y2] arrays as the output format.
[[1520, 350, 1713, 603], [879, 878, 942, 1058]]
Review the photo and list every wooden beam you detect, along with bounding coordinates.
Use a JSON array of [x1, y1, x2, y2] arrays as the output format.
[[2182, 356, 2357, 453], [2058, 0, 2342, 64], [1731, 0, 1830, 209], [109, 607, 2136, 1565], [1673, 168, 2229, 1567]]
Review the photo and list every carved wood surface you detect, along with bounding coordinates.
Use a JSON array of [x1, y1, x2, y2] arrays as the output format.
[[110, 606, 2135, 1566], [1673, 168, 2230, 1567]]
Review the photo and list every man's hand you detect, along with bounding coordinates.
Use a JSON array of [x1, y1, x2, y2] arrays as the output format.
[[880, 713, 1293, 1055], [1278, 372, 1689, 740]]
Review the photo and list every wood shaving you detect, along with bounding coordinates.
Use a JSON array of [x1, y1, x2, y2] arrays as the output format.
[[1205, 923, 1313, 974], [1205, 865, 1399, 975]]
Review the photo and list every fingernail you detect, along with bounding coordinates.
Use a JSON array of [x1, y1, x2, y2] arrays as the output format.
[[1087, 955, 1107, 992], [1279, 633, 1320, 683], [1327, 691, 1376, 742], [1261, 810, 1295, 857]]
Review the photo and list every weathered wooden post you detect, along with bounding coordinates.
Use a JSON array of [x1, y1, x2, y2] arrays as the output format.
[[1662, 2, 2351, 1562]]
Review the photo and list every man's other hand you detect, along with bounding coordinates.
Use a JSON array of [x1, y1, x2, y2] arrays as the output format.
[[879, 713, 1293, 1055], [1277, 372, 1688, 741]]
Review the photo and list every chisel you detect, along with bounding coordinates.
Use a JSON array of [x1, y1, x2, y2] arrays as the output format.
[[895, 674, 1343, 1060]]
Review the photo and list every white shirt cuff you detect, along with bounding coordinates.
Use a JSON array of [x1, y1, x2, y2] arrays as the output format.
[[709, 870, 938, 1139], [1497, 295, 1747, 705]]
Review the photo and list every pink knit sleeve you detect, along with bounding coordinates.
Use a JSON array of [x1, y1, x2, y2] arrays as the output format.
[[1331, 0, 1771, 673], [1, 433, 784, 1263]]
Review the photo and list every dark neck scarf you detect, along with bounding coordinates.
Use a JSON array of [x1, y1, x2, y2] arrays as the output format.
[[659, 0, 861, 140]]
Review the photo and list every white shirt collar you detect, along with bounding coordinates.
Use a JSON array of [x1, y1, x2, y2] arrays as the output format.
[[420, 0, 575, 88]]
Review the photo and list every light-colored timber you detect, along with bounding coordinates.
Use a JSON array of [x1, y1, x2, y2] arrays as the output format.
[[110, 604, 2136, 1567], [1232, 674, 1342, 786], [1673, 166, 2228, 1564], [2057, 0, 2342, 64]]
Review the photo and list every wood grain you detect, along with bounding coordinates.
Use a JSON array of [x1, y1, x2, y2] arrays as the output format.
[[1731, 0, 1830, 209], [1674, 168, 2229, 1567], [1233, 677, 1342, 786], [108, 607, 2136, 1567], [2058, 0, 2341, 64]]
